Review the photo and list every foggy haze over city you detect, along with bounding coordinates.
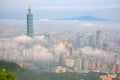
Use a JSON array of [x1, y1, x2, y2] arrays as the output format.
[[0, 20, 120, 37]]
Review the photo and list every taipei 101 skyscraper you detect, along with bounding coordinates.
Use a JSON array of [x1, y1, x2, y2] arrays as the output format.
[[27, 7, 33, 37]]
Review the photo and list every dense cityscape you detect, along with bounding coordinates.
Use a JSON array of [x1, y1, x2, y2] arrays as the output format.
[[1, 29, 120, 73], [0, 8, 120, 80], [0, 0, 120, 80]]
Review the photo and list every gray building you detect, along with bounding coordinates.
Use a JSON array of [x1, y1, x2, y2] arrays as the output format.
[[96, 31, 103, 49], [89, 35, 95, 47]]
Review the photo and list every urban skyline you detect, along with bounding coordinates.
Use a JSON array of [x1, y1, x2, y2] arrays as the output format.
[[0, 1, 120, 80]]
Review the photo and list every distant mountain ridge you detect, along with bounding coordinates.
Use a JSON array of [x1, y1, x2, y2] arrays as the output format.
[[0, 15, 107, 21], [55, 15, 107, 21]]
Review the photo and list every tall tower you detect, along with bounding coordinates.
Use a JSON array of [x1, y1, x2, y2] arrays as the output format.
[[27, 7, 33, 37]]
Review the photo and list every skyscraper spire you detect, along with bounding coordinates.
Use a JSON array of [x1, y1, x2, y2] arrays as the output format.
[[28, 7, 31, 14]]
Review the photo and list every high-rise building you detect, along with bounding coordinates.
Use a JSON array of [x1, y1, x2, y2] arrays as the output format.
[[90, 60, 97, 70], [76, 32, 81, 48], [97, 59, 101, 71], [65, 58, 75, 67], [81, 58, 90, 70], [75, 58, 82, 70], [96, 31, 103, 49], [27, 7, 33, 37], [89, 35, 95, 47]]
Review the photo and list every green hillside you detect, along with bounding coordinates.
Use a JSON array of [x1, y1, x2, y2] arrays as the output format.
[[1, 60, 118, 80]]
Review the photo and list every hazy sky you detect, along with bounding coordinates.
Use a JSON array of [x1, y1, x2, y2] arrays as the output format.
[[0, 0, 120, 20]]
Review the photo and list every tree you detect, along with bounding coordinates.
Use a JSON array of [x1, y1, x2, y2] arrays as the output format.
[[0, 68, 17, 80]]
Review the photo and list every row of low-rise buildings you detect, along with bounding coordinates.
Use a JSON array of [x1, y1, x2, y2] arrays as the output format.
[[55, 54, 120, 73], [56, 56, 101, 73]]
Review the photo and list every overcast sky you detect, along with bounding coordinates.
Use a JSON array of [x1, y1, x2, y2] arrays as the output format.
[[0, 0, 120, 20]]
